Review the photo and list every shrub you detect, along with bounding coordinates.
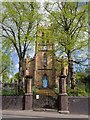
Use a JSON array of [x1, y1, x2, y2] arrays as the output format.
[[67, 85, 88, 96], [1, 88, 17, 96], [32, 86, 38, 94], [53, 87, 59, 95]]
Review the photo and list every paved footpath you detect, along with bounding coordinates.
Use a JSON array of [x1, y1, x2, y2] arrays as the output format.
[[1, 110, 89, 120]]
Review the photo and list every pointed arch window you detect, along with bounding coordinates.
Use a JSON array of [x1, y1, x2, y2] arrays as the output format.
[[42, 74, 48, 88], [44, 53, 47, 67]]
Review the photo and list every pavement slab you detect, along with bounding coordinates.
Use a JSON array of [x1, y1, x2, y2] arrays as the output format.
[[1, 110, 89, 120]]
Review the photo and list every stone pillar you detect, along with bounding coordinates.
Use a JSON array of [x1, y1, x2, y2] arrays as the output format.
[[25, 77, 33, 110], [59, 75, 69, 114], [58, 57, 69, 114]]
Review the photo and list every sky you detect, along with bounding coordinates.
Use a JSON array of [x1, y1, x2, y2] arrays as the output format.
[[7, 1, 88, 78], [10, 45, 35, 77]]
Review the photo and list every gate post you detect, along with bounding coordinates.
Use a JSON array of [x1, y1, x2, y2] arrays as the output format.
[[25, 77, 33, 110], [58, 57, 69, 114]]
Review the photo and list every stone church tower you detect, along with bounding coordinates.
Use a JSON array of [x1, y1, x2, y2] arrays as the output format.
[[25, 26, 68, 95], [34, 27, 56, 89]]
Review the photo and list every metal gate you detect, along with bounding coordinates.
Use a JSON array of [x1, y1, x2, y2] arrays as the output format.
[[33, 90, 59, 110]]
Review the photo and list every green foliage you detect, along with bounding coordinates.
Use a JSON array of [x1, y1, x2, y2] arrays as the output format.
[[1, 2, 41, 57], [32, 86, 38, 94], [1, 2, 41, 94], [85, 75, 90, 95], [0, 49, 12, 73], [37, 26, 54, 43], [1, 49, 14, 83], [14, 72, 19, 82], [0, 88, 17, 96], [44, 2, 88, 66], [75, 72, 88, 84], [67, 71, 90, 96], [67, 85, 88, 96], [53, 87, 59, 95]]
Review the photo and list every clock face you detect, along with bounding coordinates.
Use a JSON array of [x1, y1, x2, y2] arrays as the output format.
[[42, 75, 48, 88], [43, 46, 47, 50]]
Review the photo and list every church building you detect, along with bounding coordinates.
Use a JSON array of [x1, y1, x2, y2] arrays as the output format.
[[25, 26, 67, 95]]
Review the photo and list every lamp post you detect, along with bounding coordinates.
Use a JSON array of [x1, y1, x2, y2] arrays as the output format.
[[58, 57, 69, 114]]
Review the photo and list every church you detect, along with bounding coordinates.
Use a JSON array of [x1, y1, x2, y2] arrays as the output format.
[[25, 26, 68, 95]]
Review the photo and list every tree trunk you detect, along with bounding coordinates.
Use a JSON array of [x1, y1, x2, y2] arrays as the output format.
[[67, 50, 75, 89], [18, 57, 25, 95], [70, 58, 75, 89], [67, 50, 71, 86]]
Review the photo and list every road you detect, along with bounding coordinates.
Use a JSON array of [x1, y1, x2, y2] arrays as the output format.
[[2, 118, 88, 120], [2, 117, 89, 120], [1, 110, 89, 120]]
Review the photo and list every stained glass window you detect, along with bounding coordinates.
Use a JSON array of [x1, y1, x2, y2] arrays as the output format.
[[42, 75, 48, 88]]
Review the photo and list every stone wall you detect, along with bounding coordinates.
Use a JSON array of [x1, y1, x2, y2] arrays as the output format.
[[2, 96, 24, 110], [68, 96, 89, 115], [33, 95, 89, 115], [2, 95, 90, 115]]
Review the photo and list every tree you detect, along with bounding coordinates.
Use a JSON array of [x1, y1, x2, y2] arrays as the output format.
[[0, 44, 13, 84], [9, 72, 19, 83], [14, 72, 19, 82], [0, 42, 10, 75], [44, 2, 88, 89], [75, 71, 87, 84], [1, 2, 41, 94]]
